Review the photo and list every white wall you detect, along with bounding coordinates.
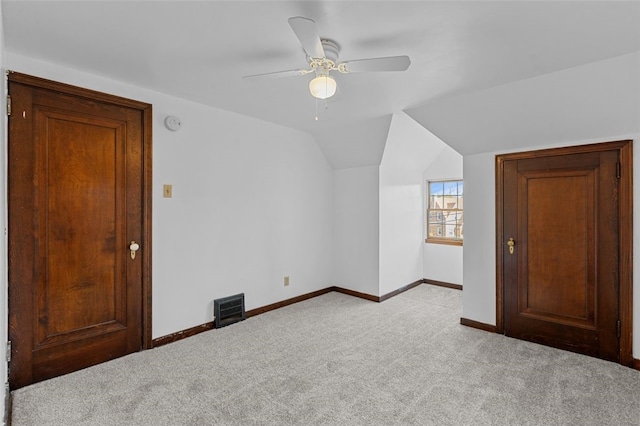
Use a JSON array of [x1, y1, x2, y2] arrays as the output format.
[[333, 166, 379, 296], [333, 112, 460, 298], [422, 148, 464, 285], [5, 52, 335, 339], [378, 184, 422, 294], [461, 152, 496, 324], [379, 112, 450, 295], [0, 0, 8, 421]]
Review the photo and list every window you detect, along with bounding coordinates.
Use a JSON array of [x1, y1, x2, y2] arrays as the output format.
[[426, 180, 463, 245]]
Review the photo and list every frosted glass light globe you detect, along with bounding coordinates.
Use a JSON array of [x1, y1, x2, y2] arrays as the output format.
[[309, 75, 337, 99]]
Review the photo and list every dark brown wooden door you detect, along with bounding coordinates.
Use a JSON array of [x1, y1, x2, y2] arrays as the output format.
[[501, 148, 622, 362], [8, 73, 152, 389]]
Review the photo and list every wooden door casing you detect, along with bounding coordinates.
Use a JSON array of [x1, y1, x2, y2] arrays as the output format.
[[496, 141, 633, 366], [8, 72, 153, 389]]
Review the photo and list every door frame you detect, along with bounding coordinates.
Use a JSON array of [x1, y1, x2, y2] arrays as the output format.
[[7, 71, 153, 352], [495, 140, 633, 367]]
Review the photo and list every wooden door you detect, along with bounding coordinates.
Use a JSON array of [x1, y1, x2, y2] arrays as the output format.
[[496, 141, 633, 365], [8, 73, 152, 389]]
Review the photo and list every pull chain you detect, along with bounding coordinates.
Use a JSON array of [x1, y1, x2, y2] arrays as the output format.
[[315, 97, 319, 121]]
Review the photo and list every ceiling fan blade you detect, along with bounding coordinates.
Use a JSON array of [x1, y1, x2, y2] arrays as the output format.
[[243, 69, 310, 80], [288, 17, 325, 59], [339, 55, 411, 73]]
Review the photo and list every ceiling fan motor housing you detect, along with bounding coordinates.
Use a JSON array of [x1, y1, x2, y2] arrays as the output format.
[[321, 39, 340, 63], [306, 39, 340, 63]]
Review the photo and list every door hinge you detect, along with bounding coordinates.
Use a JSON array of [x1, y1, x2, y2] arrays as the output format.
[[617, 320, 621, 338], [6, 95, 11, 116], [6, 341, 11, 363], [616, 162, 621, 179]]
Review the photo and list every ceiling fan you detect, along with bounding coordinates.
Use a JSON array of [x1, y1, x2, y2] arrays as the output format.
[[243, 17, 411, 100]]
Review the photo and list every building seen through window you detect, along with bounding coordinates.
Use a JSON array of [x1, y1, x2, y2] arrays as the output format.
[[427, 180, 463, 244]]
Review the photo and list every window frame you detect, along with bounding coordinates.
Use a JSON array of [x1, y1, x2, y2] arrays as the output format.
[[425, 179, 463, 246]]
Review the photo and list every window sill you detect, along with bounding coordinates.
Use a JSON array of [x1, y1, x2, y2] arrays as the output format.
[[425, 239, 463, 247]]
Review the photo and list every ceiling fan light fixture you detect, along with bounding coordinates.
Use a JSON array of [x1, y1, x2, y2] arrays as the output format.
[[309, 74, 337, 99]]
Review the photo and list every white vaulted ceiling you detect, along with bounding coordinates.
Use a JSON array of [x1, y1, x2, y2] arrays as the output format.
[[2, 1, 640, 165]]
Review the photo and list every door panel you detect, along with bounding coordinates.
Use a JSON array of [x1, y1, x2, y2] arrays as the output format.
[[521, 169, 595, 329], [501, 150, 620, 362], [8, 73, 152, 389], [38, 110, 123, 343]]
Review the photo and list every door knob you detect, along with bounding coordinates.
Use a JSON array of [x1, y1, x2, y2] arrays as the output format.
[[507, 238, 515, 255], [129, 241, 140, 260]]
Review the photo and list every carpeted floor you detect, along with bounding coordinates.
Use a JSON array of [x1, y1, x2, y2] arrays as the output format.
[[11, 285, 640, 425]]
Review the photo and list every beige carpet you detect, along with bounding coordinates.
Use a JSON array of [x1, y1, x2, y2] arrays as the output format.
[[11, 285, 640, 425]]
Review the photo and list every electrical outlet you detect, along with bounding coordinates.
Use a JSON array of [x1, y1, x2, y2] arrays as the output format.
[[163, 184, 173, 198], [284, 276, 290, 286]]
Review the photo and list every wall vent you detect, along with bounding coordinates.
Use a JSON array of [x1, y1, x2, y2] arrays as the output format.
[[214, 293, 246, 328]]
